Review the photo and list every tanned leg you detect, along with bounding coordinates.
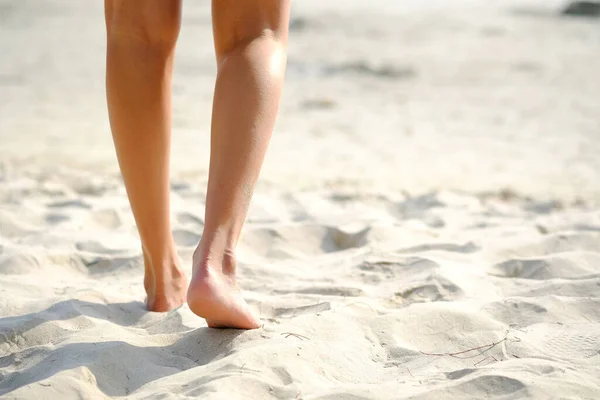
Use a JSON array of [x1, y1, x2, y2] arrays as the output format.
[[187, 0, 290, 328], [105, 0, 187, 311]]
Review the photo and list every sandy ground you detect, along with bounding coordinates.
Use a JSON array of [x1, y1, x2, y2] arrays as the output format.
[[1, 1, 600, 399]]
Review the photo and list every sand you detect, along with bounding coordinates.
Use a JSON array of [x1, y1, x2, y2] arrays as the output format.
[[1, 1, 600, 399]]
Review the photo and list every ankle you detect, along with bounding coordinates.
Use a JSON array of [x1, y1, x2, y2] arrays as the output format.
[[143, 249, 183, 281], [193, 245, 237, 277]]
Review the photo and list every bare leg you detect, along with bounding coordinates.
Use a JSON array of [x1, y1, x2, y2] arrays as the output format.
[[105, 0, 187, 311], [187, 0, 290, 329]]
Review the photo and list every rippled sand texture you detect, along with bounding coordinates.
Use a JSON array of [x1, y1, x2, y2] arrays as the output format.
[[1, 1, 600, 399], [1, 170, 599, 399]]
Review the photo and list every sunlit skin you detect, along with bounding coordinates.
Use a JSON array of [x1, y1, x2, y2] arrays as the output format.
[[104, 0, 289, 329]]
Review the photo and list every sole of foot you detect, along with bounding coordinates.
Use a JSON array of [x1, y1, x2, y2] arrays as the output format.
[[187, 267, 261, 329]]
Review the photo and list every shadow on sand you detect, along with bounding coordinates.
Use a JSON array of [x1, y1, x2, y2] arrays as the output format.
[[0, 300, 246, 397]]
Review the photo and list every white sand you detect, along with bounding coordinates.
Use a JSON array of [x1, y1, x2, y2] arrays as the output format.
[[1, 1, 600, 399]]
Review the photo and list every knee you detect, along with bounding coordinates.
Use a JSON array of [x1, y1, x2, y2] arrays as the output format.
[[105, 0, 181, 51], [212, 1, 289, 59]]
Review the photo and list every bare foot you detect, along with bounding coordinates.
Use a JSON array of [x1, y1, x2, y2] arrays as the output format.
[[187, 252, 261, 329], [143, 253, 188, 312]]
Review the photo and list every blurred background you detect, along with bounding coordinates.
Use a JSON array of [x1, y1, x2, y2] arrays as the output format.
[[1, 0, 599, 201]]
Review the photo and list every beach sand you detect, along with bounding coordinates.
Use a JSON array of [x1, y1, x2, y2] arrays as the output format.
[[1, 1, 600, 399]]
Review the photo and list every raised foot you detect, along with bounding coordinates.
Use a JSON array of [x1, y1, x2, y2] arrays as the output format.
[[187, 267, 261, 329]]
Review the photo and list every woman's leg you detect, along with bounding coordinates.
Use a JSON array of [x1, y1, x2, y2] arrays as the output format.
[[187, 0, 290, 329], [105, 0, 187, 311]]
